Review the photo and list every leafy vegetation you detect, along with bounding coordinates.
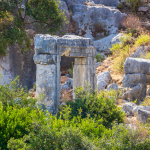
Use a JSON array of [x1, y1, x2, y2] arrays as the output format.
[[134, 34, 150, 47], [0, 0, 66, 55], [95, 53, 105, 62], [126, 0, 141, 11], [59, 86, 125, 128], [0, 78, 150, 149], [110, 33, 133, 73]]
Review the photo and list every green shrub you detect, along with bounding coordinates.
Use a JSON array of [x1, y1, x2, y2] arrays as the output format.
[[0, 77, 150, 150], [0, 76, 39, 110], [134, 34, 150, 47], [95, 123, 150, 150], [126, 0, 141, 12], [95, 53, 105, 62], [59, 87, 125, 127], [7, 107, 106, 150], [0, 103, 47, 149], [110, 43, 121, 54]]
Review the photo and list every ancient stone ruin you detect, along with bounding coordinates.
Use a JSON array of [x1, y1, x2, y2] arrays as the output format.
[[33, 34, 96, 114], [122, 57, 150, 103]]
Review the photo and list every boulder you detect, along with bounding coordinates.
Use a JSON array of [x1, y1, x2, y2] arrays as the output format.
[[124, 57, 150, 74], [138, 7, 149, 12], [97, 80, 108, 91], [137, 109, 150, 123], [95, 62, 102, 68], [97, 71, 112, 91], [94, 33, 123, 55], [72, 4, 126, 39], [107, 83, 118, 91], [122, 102, 137, 116], [61, 78, 73, 91], [130, 46, 150, 58], [132, 106, 150, 117], [121, 83, 146, 102], [65, 78, 73, 89], [123, 73, 147, 88]]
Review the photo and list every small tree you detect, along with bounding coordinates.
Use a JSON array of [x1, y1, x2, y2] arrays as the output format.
[[0, 0, 66, 55], [126, 0, 141, 12]]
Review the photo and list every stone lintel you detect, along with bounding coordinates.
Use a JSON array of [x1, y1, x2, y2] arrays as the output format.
[[58, 45, 96, 57], [34, 34, 95, 56], [34, 34, 59, 55]]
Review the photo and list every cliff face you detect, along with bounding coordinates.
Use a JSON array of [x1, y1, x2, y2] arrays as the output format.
[[0, 44, 36, 89]]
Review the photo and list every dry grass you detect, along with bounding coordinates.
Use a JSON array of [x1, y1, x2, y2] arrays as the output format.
[[142, 97, 150, 106], [121, 14, 142, 32]]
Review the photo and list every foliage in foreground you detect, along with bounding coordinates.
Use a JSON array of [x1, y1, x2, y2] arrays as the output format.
[[0, 78, 150, 150], [59, 87, 125, 127]]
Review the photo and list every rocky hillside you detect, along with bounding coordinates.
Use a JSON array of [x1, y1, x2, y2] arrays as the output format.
[[60, 0, 150, 126]]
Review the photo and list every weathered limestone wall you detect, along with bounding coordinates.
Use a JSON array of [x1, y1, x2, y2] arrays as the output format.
[[34, 34, 96, 114], [0, 45, 36, 89]]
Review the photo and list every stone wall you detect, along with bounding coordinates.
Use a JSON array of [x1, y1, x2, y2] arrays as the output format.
[[0, 45, 36, 89]]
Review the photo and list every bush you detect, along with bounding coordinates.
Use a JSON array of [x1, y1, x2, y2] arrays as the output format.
[[0, 77, 39, 110], [0, 78, 150, 149], [134, 34, 150, 47], [95, 53, 105, 62], [94, 22, 106, 33], [0, 103, 47, 149], [112, 45, 130, 73], [7, 107, 106, 150], [59, 87, 125, 127], [95, 123, 150, 150], [110, 43, 121, 55], [121, 14, 142, 35], [126, 0, 141, 12]]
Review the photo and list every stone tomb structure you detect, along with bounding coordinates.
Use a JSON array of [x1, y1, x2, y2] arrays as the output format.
[[33, 35, 96, 114]]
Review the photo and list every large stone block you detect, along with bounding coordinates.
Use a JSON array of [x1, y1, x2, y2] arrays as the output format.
[[121, 83, 146, 102], [123, 73, 147, 88], [57, 35, 95, 57], [34, 34, 59, 55], [137, 109, 150, 123], [124, 57, 150, 74], [97, 71, 112, 92]]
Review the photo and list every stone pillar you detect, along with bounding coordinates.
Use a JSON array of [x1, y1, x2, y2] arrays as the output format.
[[33, 54, 60, 114], [33, 34, 60, 114], [73, 57, 96, 98]]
